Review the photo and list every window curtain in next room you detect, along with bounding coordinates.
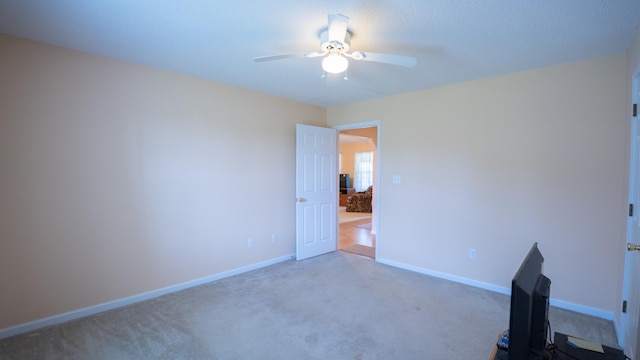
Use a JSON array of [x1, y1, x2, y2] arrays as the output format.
[[354, 151, 373, 192]]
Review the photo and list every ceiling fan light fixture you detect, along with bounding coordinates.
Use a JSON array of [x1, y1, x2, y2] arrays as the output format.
[[322, 54, 348, 74]]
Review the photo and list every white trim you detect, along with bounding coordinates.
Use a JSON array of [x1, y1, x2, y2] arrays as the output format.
[[549, 298, 615, 321], [377, 257, 510, 295], [0, 254, 295, 340], [377, 257, 616, 322], [619, 64, 640, 352], [333, 121, 380, 131]]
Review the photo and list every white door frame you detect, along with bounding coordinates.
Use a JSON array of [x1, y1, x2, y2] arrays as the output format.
[[334, 120, 381, 259], [621, 65, 640, 356]]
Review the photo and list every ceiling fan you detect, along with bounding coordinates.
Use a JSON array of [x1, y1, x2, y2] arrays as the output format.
[[254, 14, 417, 77]]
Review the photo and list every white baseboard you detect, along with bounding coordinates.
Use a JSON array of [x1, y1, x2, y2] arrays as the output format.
[[0, 254, 295, 340], [548, 298, 615, 321], [376, 257, 510, 295], [376, 257, 616, 322]]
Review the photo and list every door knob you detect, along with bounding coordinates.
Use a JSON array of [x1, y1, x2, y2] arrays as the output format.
[[297, 198, 306, 202], [628, 243, 640, 252]]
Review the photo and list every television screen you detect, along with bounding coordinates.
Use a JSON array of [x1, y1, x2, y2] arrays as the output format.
[[508, 243, 551, 360], [339, 174, 350, 189]]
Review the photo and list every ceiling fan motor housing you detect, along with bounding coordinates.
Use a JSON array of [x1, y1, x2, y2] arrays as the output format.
[[320, 29, 350, 54]]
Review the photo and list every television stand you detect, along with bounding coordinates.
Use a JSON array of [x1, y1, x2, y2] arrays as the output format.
[[552, 332, 624, 360], [488, 345, 507, 360], [489, 332, 625, 360]]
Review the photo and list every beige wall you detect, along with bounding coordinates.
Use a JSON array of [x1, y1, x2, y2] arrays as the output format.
[[0, 35, 326, 329], [328, 54, 628, 315], [1, 30, 637, 333]]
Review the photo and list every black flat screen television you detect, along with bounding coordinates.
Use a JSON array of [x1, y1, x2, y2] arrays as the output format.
[[339, 174, 350, 189], [508, 242, 551, 360]]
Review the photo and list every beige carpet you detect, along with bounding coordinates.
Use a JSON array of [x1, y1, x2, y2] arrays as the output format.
[[338, 206, 372, 224], [341, 244, 375, 258], [0, 252, 621, 360]]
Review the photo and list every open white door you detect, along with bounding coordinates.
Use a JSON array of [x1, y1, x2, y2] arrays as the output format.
[[295, 124, 338, 260], [622, 71, 640, 358]]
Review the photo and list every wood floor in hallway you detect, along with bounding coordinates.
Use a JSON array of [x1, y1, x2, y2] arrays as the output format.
[[338, 217, 375, 256]]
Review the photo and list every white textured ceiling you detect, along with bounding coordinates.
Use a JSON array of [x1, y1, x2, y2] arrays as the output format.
[[1, 1, 639, 107]]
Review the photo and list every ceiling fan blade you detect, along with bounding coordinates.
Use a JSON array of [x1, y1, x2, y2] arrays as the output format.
[[353, 51, 417, 67], [328, 13, 349, 43], [253, 53, 306, 62], [304, 51, 328, 58]]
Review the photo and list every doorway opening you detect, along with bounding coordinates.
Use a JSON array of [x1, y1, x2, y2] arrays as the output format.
[[335, 122, 380, 259]]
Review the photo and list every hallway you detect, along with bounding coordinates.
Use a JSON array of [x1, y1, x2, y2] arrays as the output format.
[[338, 213, 375, 258]]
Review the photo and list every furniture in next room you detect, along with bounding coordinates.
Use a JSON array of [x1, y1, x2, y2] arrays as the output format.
[[339, 174, 351, 189], [346, 186, 373, 212], [339, 187, 355, 206]]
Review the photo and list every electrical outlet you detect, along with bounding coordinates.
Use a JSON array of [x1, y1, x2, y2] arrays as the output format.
[[469, 248, 476, 260], [271, 233, 277, 243], [248, 238, 254, 248]]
